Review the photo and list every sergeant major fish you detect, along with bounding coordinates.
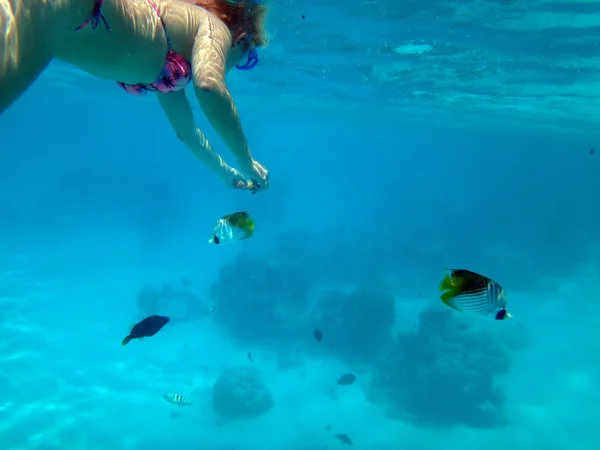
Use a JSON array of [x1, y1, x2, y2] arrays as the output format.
[[163, 393, 192, 406]]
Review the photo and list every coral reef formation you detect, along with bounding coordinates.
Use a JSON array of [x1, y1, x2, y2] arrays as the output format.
[[368, 305, 510, 428], [310, 287, 395, 364], [211, 367, 274, 420], [209, 254, 311, 345]]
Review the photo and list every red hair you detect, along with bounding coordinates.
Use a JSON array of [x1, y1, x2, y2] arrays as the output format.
[[179, 0, 269, 47]]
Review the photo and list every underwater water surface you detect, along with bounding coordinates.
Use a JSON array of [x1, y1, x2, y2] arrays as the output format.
[[2, 0, 600, 449]]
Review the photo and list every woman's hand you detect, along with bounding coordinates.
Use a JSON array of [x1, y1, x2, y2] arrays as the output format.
[[242, 159, 270, 194], [226, 167, 253, 190]]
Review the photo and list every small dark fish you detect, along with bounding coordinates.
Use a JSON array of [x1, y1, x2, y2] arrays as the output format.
[[314, 328, 323, 342], [335, 433, 352, 445], [122, 315, 170, 346], [590, 148, 595, 155], [302, 14, 305, 19], [247, 351, 253, 363], [336, 374, 356, 385]]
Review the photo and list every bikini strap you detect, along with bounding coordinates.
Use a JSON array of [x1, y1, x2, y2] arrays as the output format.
[[147, 1, 173, 51], [75, 0, 112, 32], [74, 0, 170, 50]]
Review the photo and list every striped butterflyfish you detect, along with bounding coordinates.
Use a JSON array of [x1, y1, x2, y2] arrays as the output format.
[[439, 269, 512, 320], [208, 212, 255, 245]]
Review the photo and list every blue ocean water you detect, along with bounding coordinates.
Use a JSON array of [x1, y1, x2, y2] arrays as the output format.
[[2, 0, 600, 448]]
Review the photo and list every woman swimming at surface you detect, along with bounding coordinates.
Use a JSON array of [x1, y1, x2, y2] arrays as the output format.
[[0, 0, 270, 192]]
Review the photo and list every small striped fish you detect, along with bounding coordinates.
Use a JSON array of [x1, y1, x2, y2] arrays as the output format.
[[439, 269, 512, 320], [208, 212, 254, 245], [162, 393, 193, 406]]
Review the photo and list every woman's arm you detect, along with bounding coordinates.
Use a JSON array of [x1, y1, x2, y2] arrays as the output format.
[[190, 12, 255, 173], [157, 89, 249, 188]]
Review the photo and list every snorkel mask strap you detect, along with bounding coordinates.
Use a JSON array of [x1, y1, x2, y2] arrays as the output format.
[[235, 0, 262, 71], [236, 47, 258, 71]]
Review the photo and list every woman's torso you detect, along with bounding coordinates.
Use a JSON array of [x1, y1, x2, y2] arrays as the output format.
[[45, 0, 204, 85]]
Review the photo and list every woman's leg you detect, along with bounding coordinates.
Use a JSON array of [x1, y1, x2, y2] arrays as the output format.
[[0, 1, 52, 114]]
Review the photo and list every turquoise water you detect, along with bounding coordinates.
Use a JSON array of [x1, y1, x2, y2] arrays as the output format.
[[2, 0, 600, 448]]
